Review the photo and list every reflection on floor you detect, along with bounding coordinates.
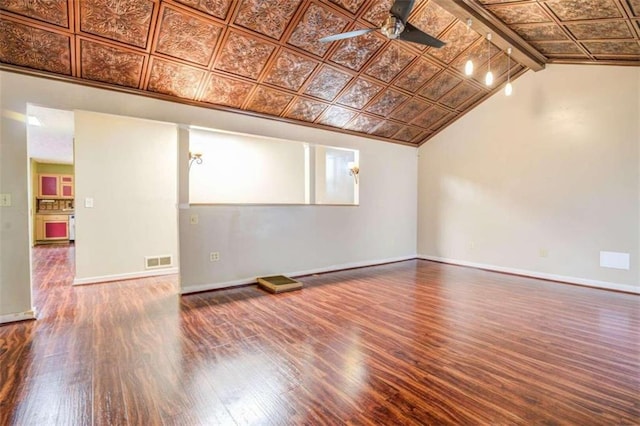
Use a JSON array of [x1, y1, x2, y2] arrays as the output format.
[[1, 244, 639, 424]]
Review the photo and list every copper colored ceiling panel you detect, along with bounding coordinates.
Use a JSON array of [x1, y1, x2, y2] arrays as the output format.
[[344, 113, 384, 132], [200, 73, 255, 108], [79, 38, 145, 88], [284, 97, 329, 122], [481, 0, 639, 64], [233, 0, 302, 40], [0, 0, 69, 27], [0, 18, 71, 75], [4, 0, 634, 148]]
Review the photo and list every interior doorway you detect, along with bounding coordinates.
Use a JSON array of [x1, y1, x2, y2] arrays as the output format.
[[27, 105, 76, 302]]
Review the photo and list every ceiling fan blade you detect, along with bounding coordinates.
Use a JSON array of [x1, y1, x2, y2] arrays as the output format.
[[399, 22, 445, 48], [319, 28, 377, 43], [390, 0, 416, 23]]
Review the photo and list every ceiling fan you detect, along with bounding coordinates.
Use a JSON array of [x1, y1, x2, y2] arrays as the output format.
[[319, 0, 445, 48]]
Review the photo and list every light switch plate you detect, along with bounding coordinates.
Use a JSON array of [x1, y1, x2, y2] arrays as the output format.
[[0, 193, 11, 207], [85, 197, 94, 208]]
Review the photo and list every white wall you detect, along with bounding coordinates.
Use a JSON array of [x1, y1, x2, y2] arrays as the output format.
[[74, 111, 178, 283], [0, 72, 33, 321], [181, 137, 416, 293], [418, 64, 639, 290], [0, 71, 417, 313], [189, 129, 306, 204]]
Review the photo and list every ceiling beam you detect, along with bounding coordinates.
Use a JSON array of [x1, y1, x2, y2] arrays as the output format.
[[433, 0, 547, 71]]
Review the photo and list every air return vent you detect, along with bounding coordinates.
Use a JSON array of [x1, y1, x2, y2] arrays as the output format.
[[145, 255, 173, 270]]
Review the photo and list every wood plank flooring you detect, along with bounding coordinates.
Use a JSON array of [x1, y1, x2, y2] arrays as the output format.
[[1, 245, 638, 425]]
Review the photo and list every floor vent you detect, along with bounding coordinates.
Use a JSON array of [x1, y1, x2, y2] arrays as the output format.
[[145, 255, 173, 270]]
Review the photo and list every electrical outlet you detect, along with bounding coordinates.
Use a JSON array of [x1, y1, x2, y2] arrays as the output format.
[[0, 193, 11, 207], [468, 241, 475, 250], [85, 197, 94, 208], [210, 252, 220, 262], [539, 248, 548, 258], [190, 214, 199, 225]]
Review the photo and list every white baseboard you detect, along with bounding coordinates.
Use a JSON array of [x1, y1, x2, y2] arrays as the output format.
[[73, 267, 179, 286], [418, 255, 639, 294], [180, 255, 416, 295], [0, 308, 36, 325]]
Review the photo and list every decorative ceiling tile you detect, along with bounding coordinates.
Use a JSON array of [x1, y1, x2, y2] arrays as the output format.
[[428, 21, 481, 64], [412, 106, 450, 129], [438, 82, 482, 110], [288, 3, 350, 57], [430, 112, 456, 131], [473, 52, 513, 85], [337, 78, 384, 109], [285, 97, 329, 122], [530, 41, 586, 56], [79, 0, 154, 48], [362, 0, 394, 26], [201, 73, 255, 108], [303, 66, 352, 101], [511, 24, 569, 41], [546, 0, 621, 20], [450, 40, 488, 74], [173, 0, 232, 20], [395, 126, 424, 143], [419, 72, 462, 101], [234, 0, 302, 40], [1, 0, 68, 27], [263, 49, 318, 91], [566, 22, 633, 40], [371, 120, 403, 138], [325, 0, 367, 14], [155, 6, 222, 66], [583, 41, 640, 55], [80, 39, 144, 88], [245, 87, 293, 115], [486, 3, 551, 24], [147, 58, 204, 99], [329, 29, 385, 71], [317, 106, 357, 127], [409, 1, 456, 45], [390, 98, 431, 122], [0, 19, 70, 75], [214, 31, 275, 79], [394, 59, 441, 93], [343, 114, 383, 133], [364, 44, 416, 82], [365, 89, 409, 116]]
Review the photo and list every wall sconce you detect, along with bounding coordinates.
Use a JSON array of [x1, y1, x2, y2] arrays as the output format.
[[189, 151, 203, 170], [347, 161, 359, 184]]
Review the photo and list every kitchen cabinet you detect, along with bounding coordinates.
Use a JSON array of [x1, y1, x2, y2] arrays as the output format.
[[35, 214, 69, 241], [38, 174, 74, 198]]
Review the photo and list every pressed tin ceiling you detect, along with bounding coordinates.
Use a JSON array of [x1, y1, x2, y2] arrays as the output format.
[[0, 1, 637, 146]]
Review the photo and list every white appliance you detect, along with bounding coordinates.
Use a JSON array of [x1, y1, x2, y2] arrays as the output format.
[[69, 214, 75, 241]]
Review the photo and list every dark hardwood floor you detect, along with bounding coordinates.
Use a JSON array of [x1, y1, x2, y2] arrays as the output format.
[[1, 245, 638, 425]]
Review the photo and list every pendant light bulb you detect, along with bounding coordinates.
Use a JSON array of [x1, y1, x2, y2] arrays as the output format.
[[464, 18, 474, 76], [465, 59, 474, 76], [485, 33, 493, 87], [505, 47, 512, 96], [505, 82, 513, 96], [485, 71, 494, 86]]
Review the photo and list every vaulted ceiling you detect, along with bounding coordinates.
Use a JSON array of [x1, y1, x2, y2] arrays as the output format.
[[1, 0, 638, 146]]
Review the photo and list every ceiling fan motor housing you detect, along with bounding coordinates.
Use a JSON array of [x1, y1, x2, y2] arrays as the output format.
[[382, 15, 405, 39]]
